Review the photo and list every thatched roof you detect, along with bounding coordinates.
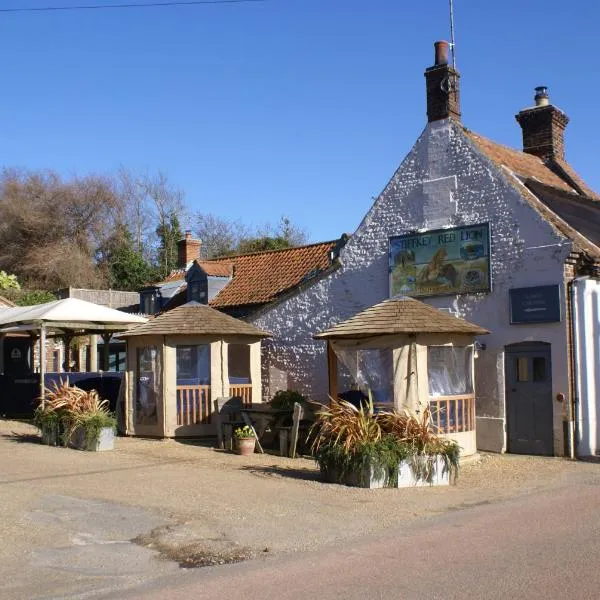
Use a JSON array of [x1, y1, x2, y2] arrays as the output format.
[[121, 302, 270, 338], [314, 297, 488, 340]]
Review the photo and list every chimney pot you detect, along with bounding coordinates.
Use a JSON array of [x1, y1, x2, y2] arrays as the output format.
[[425, 41, 461, 122], [515, 88, 569, 161], [534, 86, 549, 106], [434, 41, 449, 66]]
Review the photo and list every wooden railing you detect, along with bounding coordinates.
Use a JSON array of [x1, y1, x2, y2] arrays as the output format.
[[229, 383, 252, 407], [176, 385, 211, 426], [429, 395, 475, 434]]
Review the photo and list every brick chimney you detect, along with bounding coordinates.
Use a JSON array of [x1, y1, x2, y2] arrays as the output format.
[[177, 231, 202, 268], [425, 40, 461, 122], [515, 87, 569, 160]]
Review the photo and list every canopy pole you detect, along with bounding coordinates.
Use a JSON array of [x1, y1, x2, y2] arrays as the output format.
[[40, 325, 47, 408], [327, 341, 338, 404]]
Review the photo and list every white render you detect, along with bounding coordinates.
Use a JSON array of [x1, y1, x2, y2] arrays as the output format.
[[572, 278, 600, 456], [251, 118, 577, 455]]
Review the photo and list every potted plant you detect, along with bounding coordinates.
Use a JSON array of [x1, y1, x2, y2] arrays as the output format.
[[36, 381, 116, 451], [34, 405, 61, 446], [234, 425, 256, 456], [311, 395, 460, 489]]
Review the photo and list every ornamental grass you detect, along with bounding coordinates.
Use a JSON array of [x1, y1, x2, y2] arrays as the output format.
[[310, 395, 460, 486]]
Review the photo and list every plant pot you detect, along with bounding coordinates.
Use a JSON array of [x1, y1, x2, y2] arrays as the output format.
[[72, 426, 115, 452], [40, 423, 60, 447], [319, 464, 344, 484], [344, 462, 389, 489], [397, 455, 450, 488], [235, 437, 256, 456]]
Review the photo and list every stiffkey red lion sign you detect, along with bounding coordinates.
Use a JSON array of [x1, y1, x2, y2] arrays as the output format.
[[389, 223, 491, 298]]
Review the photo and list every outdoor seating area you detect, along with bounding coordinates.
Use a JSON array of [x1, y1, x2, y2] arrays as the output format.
[[314, 296, 489, 457], [120, 301, 270, 438]]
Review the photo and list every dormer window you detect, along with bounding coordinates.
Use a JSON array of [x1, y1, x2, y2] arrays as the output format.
[[140, 289, 160, 315], [189, 281, 207, 303]]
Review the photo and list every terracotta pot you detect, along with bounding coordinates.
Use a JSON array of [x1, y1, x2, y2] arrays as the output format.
[[236, 437, 256, 456]]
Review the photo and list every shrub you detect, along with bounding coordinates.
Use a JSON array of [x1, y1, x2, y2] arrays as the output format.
[[37, 381, 115, 447], [310, 395, 460, 486], [270, 390, 306, 411]]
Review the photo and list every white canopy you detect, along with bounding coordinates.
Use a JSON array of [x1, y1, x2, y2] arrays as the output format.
[[0, 297, 147, 335]]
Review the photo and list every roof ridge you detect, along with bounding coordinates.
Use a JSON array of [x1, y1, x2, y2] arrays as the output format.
[[204, 238, 342, 262]]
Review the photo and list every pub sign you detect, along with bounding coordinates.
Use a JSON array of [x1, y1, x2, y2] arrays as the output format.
[[389, 223, 491, 298], [509, 285, 561, 324]]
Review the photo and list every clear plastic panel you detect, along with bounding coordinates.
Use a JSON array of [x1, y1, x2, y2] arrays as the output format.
[[427, 346, 473, 397], [333, 347, 394, 405]]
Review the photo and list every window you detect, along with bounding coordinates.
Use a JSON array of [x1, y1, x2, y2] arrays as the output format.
[[188, 281, 207, 304], [533, 357, 546, 382], [428, 346, 473, 397], [136, 346, 160, 425], [140, 289, 160, 315], [516, 357, 529, 382], [176, 345, 210, 386], [228, 344, 251, 384]]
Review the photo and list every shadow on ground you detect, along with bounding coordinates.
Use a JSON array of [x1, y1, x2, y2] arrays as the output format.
[[1, 431, 41, 445], [239, 464, 321, 482]]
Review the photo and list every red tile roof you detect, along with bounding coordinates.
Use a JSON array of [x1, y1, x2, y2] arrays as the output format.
[[465, 128, 600, 259], [205, 240, 340, 308], [465, 129, 588, 195]]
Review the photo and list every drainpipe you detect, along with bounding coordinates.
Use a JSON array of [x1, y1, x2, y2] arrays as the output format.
[[568, 277, 584, 459]]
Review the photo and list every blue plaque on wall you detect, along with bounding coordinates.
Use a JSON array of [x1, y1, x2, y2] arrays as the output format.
[[509, 285, 561, 324]]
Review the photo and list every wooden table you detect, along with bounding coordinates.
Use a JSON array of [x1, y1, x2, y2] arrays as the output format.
[[240, 405, 293, 454]]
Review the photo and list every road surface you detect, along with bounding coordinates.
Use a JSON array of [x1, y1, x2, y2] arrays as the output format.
[[113, 474, 600, 599]]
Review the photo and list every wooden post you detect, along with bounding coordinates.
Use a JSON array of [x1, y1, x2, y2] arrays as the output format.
[[40, 325, 46, 407], [62, 333, 73, 372], [88, 334, 98, 372], [327, 341, 338, 403], [101, 333, 112, 371]]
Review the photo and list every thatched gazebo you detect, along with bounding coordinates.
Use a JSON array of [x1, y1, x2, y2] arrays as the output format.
[[314, 296, 488, 456], [120, 302, 270, 438]]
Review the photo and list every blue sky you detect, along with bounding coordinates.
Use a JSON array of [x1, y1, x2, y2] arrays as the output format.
[[1, 0, 598, 242]]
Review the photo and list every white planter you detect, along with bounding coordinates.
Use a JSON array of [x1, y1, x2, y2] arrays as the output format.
[[397, 455, 450, 487], [40, 424, 60, 446], [344, 463, 390, 489], [72, 427, 115, 452]]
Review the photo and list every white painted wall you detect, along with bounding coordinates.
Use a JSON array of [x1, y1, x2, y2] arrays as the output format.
[[573, 278, 600, 456], [251, 119, 573, 454]]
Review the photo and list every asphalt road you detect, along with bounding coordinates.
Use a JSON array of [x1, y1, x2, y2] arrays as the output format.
[[114, 478, 600, 600]]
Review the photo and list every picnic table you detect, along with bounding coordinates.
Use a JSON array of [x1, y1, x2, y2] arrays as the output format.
[[240, 404, 293, 454]]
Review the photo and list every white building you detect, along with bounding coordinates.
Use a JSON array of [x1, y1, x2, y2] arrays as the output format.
[[245, 41, 600, 458]]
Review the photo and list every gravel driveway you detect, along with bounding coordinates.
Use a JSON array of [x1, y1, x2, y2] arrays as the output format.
[[1, 419, 597, 599]]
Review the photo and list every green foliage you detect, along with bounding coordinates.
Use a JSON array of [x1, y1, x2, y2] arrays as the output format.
[[270, 390, 306, 411], [234, 425, 255, 439], [236, 236, 293, 255], [311, 398, 461, 486], [99, 224, 158, 291], [0, 270, 20, 290], [79, 412, 117, 447], [37, 381, 115, 448], [156, 211, 183, 279], [15, 290, 57, 306]]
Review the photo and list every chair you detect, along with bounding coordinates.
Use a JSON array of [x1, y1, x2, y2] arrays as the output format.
[[213, 396, 245, 450]]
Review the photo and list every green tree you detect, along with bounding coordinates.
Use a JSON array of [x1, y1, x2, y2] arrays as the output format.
[[15, 290, 56, 306], [156, 211, 183, 278], [236, 236, 293, 254], [99, 225, 157, 291]]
